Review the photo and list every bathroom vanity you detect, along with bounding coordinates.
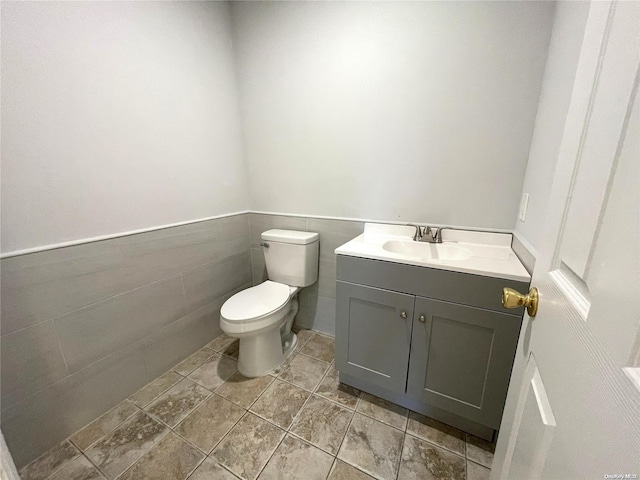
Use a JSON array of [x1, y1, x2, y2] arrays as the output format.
[[334, 224, 530, 441]]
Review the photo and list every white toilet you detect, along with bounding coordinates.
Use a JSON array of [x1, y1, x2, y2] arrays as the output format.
[[220, 229, 319, 377]]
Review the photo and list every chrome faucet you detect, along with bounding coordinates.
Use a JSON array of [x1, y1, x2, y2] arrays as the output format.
[[406, 224, 423, 241], [421, 226, 440, 243], [421, 226, 457, 243], [407, 224, 454, 243]]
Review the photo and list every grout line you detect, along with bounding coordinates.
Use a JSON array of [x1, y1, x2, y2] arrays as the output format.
[[296, 350, 332, 365], [286, 428, 342, 458], [464, 433, 468, 461], [69, 402, 141, 454], [171, 425, 211, 457], [253, 428, 288, 480], [34, 446, 80, 480], [404, 430, 466, 460], [284, 384, 318, 436], [395, 432, 406, 480], [350, 407, 408, 434], [1, 211, 251, 259], [326, 458, 338, 480], [0, 315, 53, 338], [465, 454, 468, 480], [51, 318, 70, 374], [183, 454, 209, 480], [204, 404, 250, 456], [131, 371, 185, 409], [81, 451, 109, 480], [333, 397, 359, 465], [172, 348, 216, 378], [112, 427, 173, 480], [28, 331, 335, 479]]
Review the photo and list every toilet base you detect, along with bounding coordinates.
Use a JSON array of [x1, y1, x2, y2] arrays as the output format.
[[237, 327, 283, 377], [283, 332, 298, 358], [237, 330, 299, 378]]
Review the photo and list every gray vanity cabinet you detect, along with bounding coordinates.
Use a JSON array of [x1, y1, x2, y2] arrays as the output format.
[[407, 297, 521, 429], [335, 281, 414, 393], [335, 254, 528, 437]]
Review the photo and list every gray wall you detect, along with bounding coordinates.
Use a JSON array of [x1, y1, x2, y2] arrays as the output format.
[[1, 212, 361, 467], [232, 1, 555, 231], [0, 214, 251, 468], [1, 1, 248, 254]]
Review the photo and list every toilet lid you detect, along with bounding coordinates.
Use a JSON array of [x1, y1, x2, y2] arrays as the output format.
[[221, 281, 291, 322]]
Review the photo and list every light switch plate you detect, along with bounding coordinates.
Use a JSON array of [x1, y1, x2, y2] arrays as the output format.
[[519, 193, 529, 222]]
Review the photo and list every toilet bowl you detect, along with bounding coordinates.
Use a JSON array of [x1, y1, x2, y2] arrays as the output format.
[[219, 229, 319, 377], [220, 281, 300, 377]]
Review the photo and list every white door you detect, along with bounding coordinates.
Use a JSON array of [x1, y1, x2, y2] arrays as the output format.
[[492, 2, 640, 479]]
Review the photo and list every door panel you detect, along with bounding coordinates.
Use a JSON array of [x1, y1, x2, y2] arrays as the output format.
[[493, 2, 640, 478], [335, 281, 414, 393], [407, 297, 521, 429], [502, 354, 556, 480]]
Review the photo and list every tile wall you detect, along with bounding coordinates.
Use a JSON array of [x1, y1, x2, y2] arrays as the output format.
[[1, 214, 252, 468], [1, 212, 365, 468]]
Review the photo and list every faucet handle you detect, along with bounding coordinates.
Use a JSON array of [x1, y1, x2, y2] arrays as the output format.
[[424, 226, 440, 242], [406, 224, 422, 241]]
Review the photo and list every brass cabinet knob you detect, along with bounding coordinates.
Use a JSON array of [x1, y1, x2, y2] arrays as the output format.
[[418, 314, 426, 323], [502, 287, 539, 317], [400, 310, 408, 319]]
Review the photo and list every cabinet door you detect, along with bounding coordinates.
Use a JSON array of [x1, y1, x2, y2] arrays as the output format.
[[407, 297, 522, 429], [335, 281, 414, 393]]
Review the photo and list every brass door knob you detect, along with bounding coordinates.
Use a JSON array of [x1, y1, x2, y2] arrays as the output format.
[[502, 287, 539, 317], [400, 310, 408, 319], [418, 314, 426, 323]]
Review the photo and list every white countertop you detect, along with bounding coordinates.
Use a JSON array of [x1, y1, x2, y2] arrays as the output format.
[[334, 223, 531, 283]]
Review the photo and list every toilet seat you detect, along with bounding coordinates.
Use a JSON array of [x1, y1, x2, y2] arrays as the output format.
[[221, 281, 291, 323]]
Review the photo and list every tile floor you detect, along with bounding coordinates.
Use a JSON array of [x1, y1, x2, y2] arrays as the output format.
[[18, 329, 495, 480]]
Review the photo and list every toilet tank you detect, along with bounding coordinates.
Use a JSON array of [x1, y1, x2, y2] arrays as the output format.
[[261, 229, 319, 287]]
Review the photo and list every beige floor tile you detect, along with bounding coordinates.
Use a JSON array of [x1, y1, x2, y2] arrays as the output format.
[[300, 334, 335, 363], [175, 394, 245, 453], [290, 395, 354, 455], [466, 434, 495, 468], [250, 379, 310, 429], [71, 400, 139, 450], [278, 353, 329, 391], [129, 370, 183, 407], [328, 460, 376, 480], [212, 413, 285, 480], [398, 434, 465, 480], [145, 378, 210, 428], [189, 458, 239, 480], [19, 441, 81, 480], [338, 413, 404, 480], [315, 364, 360, 409], [48, 455, 105, 480], [406, 411, 466, 456], [258, 434, 334, 480], [219, 339, 240, 359], [292, 328, 315, 348], [187, 352, 238, 391], [270, 353, 295, 376], [467, 460, 491, 480], [85, 411, 168, 479], [118, 432, 204, 480], [215, 372, 274, 408], [207, 333, 237, 352], [173, 347, 214, 376], [357, 393, 408, 431]]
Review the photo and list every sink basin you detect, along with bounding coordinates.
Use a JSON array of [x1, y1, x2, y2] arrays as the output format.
[[382, 240, 473, 261]]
